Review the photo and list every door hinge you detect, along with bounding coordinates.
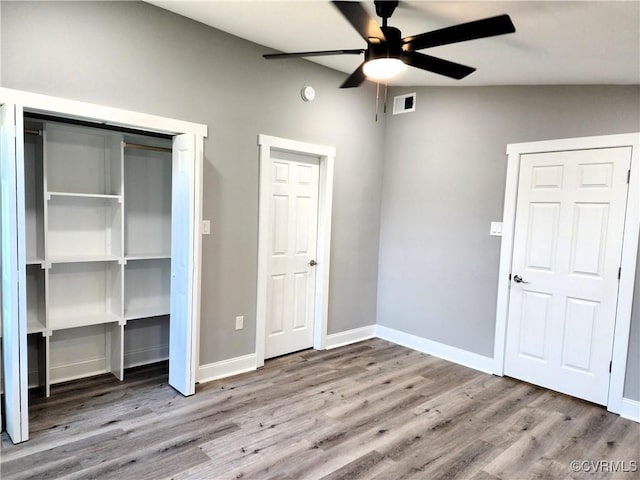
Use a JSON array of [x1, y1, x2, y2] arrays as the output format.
[[627, 169, 631, 184], [609, 361, 612, 373], [618, 267, 622, 280]]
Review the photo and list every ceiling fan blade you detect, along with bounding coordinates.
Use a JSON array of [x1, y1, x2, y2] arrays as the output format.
[[403, 14, 515, 51], [403, 52, 475, 80], [332, 1, 386, 43], [264, 49, 364, 59], [340, 62, 367, 88]]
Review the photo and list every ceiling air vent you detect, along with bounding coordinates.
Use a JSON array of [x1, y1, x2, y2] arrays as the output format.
[[393, 93, 416, 115]]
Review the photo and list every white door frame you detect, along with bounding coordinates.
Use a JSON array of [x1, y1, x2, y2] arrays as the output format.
[[256, 134, 335, 367], [494, 132, 640, 414], [0, 87, 207, 396]]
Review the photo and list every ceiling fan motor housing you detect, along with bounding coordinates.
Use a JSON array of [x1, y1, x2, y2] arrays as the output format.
[[366, 26, 404, 62]]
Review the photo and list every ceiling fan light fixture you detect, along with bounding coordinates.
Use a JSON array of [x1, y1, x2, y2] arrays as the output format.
[[362, 57, 406, 80]]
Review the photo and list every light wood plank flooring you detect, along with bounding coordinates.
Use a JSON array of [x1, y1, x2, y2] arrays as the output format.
[[1, 339, 638, 479]]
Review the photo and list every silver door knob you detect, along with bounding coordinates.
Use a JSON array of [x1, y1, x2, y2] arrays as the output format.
[[513, 275, 529, 284], [309, 259, 317, 266]]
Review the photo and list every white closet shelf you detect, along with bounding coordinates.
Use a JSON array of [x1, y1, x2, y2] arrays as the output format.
[[27, 316, 47, 335], [48, 255, 122, 264], [125, 254, 171, 261], [124, 304, 170, 321], [47, 191, 123, 201], [49, 312, 121, 331], [26, 258, 45, 266]]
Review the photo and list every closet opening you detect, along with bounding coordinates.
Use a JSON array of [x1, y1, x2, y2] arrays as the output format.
[[19, 115, 174, 399], [2, 91, 205, 444]]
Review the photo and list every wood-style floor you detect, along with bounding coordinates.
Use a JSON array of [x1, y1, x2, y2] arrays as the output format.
[[1, 339, 638, 480]]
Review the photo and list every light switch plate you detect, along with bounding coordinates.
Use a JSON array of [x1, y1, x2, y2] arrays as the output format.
[[235, 315, 244, 330], [202, 220, 211, 235], [490, 221, 503, 236]]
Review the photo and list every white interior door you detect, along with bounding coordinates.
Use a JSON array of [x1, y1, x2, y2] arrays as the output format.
[[1, 102, 29, 442], [505, 147, 631, 405], [169, 133, 197, 396], [265, 151, 320, 359]]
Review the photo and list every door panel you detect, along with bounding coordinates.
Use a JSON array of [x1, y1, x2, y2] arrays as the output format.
[[526, 202, 560, 270], [561, 297, 597, 371], [265, 152, 319, 359], [169, 133, 196, 396], [571, 203, 608, 276], [1, 103, 29, 443], [505, 147, 631, 405], [268, 274, 286, 335], [518, 290, 551, 361]]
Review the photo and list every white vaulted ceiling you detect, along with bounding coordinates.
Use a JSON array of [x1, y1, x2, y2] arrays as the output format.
[[148, 1, 640, 87]]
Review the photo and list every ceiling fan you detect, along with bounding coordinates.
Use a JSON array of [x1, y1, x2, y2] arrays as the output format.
[[263, 1, 516, 88]]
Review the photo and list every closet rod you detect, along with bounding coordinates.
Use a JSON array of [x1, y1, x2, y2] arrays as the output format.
[[25, 129, 42, 136], [124, 142, 172, 153]]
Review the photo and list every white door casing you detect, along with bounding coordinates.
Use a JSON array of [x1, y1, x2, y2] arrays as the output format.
[[265, 152, 320, 359], [256, 135, 335, 367], [495, 133, 640, 414], [1, 102, 29, 443], [170, 133, 198, 396], [505, 147, 631, 405]]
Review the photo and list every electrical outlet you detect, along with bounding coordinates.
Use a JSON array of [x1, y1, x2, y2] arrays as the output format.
[[235, 315, 244, 330]]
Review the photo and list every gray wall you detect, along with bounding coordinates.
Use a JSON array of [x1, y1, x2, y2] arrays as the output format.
[[378, 85, 640, 399], [1, 1, 385, 364]]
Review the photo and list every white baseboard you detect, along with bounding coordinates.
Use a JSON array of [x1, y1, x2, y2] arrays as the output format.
[[48, 344, 170, 385], [620, 397, 640, 423], [326, 325, 377, 349], [124, 344, 169, 369], [375, 325, 495, 375], [198, 353, 257, 384], [50, 358, 107, 385]]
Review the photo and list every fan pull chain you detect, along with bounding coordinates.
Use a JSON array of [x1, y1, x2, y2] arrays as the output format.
[[384, 82, 388, 114]]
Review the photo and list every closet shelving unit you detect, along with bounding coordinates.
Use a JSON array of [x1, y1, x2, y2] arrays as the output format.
[[23, 120, 172, 396]]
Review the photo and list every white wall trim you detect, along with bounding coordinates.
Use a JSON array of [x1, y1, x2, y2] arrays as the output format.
[[620, 398, 640, 423], [49, 359, 107, 385], [0, 87, 207, 137], [608, 137, 640, 413], [376, 325, 494, 374], [494, 132, 640, 415], [326, 325, 377, 350], [255, 134, 335, 367], [197, 353, 257, 384], [123, 345, 169, 369]]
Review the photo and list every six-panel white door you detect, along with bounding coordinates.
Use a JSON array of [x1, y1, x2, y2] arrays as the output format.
[[265, 152, 319, 359], [505, 147, 631, 405]]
